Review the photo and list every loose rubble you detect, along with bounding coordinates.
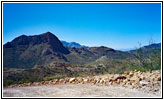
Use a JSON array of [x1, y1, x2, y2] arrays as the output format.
[[4, 70, 161, 95]]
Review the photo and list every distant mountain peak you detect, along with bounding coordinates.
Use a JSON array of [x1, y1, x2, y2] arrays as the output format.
[[61, 40, 89, 49]]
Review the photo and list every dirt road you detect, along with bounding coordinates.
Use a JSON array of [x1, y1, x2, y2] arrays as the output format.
[[3, 84, 161, 97]]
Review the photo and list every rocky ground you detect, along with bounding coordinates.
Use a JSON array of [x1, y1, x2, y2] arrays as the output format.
[[3, 70, 161, 97], [3, 84, 160, 97]]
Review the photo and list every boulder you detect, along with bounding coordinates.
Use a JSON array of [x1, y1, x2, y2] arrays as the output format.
[[129, 72, 134, 77], [115, 75, 126, 81], [130, 76, 141, 82], [124, 71, 129, 75], [157, 76, 161, 81], [139, 81, 149, 86], [140, 75, 145, 80], [83, 78, 88, 82]]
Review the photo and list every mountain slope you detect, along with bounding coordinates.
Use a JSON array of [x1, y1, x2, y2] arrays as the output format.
[[129, 43, 161, 54], [3, 32, 70, 68], [89, 46, 131, 59]]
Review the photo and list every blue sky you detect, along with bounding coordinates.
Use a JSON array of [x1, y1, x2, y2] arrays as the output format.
[[3, 3, 161, 49]]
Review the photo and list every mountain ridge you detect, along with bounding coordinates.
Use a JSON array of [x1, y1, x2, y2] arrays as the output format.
[[3, 32, 70, 68], [3, 32, 161, 69]]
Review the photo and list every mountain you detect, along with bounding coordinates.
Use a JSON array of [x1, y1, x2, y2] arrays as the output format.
[[130, 43, 161, 53], [142, 43, 161, 49], [3, 32, 161, 86], [3, 32, 132, 69], [61, 41, 89, 49], [3, 32, 70, 68], [88, 46, 132, 59]]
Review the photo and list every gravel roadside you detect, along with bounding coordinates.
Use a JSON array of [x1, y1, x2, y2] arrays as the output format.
[[3, 84, 161, 97]]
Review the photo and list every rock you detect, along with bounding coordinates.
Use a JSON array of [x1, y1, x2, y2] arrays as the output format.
[[131, 82, 138, 86], [78, 77, 83, 83], [123, 79, 128, 83], [65, 78, 70, 82], [149, 70, 152, 73], [129, 72, 134, 77], [130, 76, 141, 83], [83, 78, 88, 82], [108, 81, 113, 85], [33, 82, 39, 86], [59, 79, 64, 84], [113, 74, 120, 79], [99, 79, 104, 84], [124, 71, 129, 75], [116, 79, 120, 84], [157, 76, 161, 81], [5, 69, 161, 94], [134, 70, 138, 72], [122, 82, 126, 87], [126, 81, 132, 85], [83, 78, 89, 84], [140, 75, 145, 80], [95, 78, 100, 83], [139, 81, 149, 86], [69, 78, 75, 82], [115, 75, 126, 81]]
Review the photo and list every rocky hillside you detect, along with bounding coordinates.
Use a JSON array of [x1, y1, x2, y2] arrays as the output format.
[[3, 32, 70, 68], [3, 32, 132, 69], [3, 62, 98, 86]]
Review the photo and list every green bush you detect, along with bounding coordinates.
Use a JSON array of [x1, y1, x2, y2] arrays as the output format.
[[130, 43, 161, 72], [100, 67, 108, 74], [17, 79, 30, 84], [44, 77, 54, 81], [4, 80, 13, 86], [44, 75, 65, 81]]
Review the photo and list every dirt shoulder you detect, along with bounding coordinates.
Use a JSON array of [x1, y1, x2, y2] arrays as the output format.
[[3, 84, 161, 97]]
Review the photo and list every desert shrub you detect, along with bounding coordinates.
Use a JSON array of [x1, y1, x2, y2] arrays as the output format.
[[100, 67, 109, 74], [44, 77, 54, 81], [17, 79, 30, 84], [130, 65, 150, 72], [44, 75, 65, 81], [130, 43, 161, 72], [148, 48, 161, 70], [4, 80, 13, 86]]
